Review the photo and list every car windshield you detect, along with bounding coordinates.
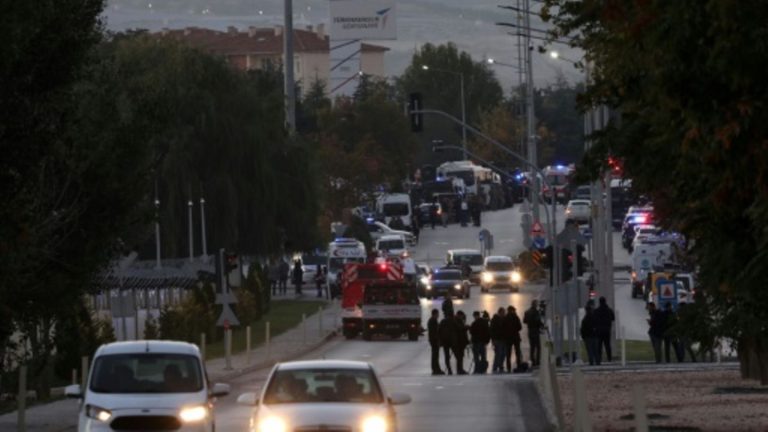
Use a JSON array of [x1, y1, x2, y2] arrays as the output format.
[[432, 270, 462, 281], [378, 239, 404, 250], [364, 285, 419, 305], [453, 254, 483, 266], [382, 203, 409, 216], [90, 353, 203, 394], [263, 368, 384, 404], [486, 262, 514, 271]]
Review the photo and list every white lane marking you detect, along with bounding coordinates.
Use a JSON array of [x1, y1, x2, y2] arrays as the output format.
[[434, 242, 449, 245], [435, 386, 445, 390]]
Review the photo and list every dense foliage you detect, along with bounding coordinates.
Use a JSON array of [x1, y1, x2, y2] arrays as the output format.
[[544, 0, 768, 382]]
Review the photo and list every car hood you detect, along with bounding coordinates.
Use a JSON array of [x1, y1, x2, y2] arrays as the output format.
[[431, 279, 462, 286], [256, 403, 389, 429], [85, 392, 207, 412], [484, 270, 515, 276]]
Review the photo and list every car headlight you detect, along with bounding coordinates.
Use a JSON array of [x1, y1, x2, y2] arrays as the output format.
[[454, 284, 462, 290], [258, 416, 288, 432], [426, 284, 432, 290], [420, 276, 430, 285], [362, 415, 389, 432], [511, 271, 522, 283], [179, 405, 208, 423], [85, 405, 112, 423], [481, 272, 493, 283]]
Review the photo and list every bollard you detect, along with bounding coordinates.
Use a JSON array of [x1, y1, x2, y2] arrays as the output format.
[[266, 321, 271, 360], [632, 385, 649, 432], [572, 366, 593, 432], [245, 326, 252, 366], [80, 356, 89, 392], [540, 340, 551, 400], [224, 329, 233, 370], [621, 326, 627, 366], [18, 365, 27, 432], [318, 306, 324, 336], [302, 313, 307, 345], [200, 333, 206, 362]]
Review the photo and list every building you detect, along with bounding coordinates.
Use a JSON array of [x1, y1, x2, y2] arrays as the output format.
[[157, 25, 388, 94]]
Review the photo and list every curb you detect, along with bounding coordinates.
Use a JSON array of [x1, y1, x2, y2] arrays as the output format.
[[211, 329, 339, 382]]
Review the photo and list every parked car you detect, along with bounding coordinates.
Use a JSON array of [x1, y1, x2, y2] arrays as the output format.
[[236, 360, 411, 432], [65, 341, 230, 432]]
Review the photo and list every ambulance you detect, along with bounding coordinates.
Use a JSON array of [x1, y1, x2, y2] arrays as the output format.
[[326, 238, 366, 298]]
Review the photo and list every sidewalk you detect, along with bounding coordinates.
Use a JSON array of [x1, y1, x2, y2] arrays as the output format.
[[0, 298, 341, 432]]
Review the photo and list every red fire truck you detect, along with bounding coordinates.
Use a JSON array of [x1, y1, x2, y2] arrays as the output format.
[[340, 262, 421, 341]]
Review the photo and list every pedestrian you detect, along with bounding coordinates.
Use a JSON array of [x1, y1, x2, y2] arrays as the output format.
[[581, 302, 599, 365], [675, 302, 697, 362], [292, 259, 304, 295], [427, 309, 444, 375], [278, 259, 290, 295], [268, 260, 280, 296], [440, 198, 449, 227], [430, 200, 438, 229], [593, 296, 615, 363], [441, 292, 454, 318], [461, 261, 472, 282], [647, 302, 665, 363], [314, 264, 326, 298], [523, 300, 544, 367], [411, 215, 420, 243], [454, 311, 470, 375], [503, 305, 524, 372], [438, 311, 457, 375], [490, 307, 507, 373], [460, 200, 469, 227], [661, 302, 677, 362], [470, 311, 491, 374]]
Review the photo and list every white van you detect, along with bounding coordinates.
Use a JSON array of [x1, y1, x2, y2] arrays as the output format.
[[446, 249, 484, 284], [65, 340, 229, 432], [375, 193, 412, 229]]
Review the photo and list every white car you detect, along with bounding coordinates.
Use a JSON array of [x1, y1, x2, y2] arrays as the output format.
[[65, 340, 230, 432], [366, 221, 416, 246], [631, 225, 661, 251], [376, 234, 408, 260], [237, 360, 411, 432], [480, 255, 523, 293], [564, 199, 591, 222]]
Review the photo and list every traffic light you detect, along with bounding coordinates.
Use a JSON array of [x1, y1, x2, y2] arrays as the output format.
[[561, 248, 573, 283], [409, 92, 423, 132], [575, 244, 587, 276], [225, 252, 239, 272]]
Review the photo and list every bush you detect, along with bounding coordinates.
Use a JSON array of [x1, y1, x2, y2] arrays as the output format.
[[234, 288, 258, 326], [157, 286, 215, 343], [143, 314, 159, 339], [53, 299, 115, 384]]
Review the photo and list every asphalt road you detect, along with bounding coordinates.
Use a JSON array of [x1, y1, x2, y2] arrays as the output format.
[[213, 206, 553, 431]]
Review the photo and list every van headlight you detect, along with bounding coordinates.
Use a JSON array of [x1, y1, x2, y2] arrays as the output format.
[[362, 415, 389, 432], [481, 272, 493, 283], [86, 405, 112, 423], [258, 416, 288, 432], [511, 271, 522, 283], [179, 405, 208, 423], [454, 284, 462, 290]]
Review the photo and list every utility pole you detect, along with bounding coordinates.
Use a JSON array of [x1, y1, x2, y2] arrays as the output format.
[[523, 0, 540, 223], [283, 0, 296, 133]]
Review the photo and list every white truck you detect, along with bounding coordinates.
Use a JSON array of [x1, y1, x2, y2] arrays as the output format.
[[360, 281, 422, 341]]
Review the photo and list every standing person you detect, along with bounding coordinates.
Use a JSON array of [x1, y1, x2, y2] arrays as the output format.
[[314, 264, 325, 298], [440, 198, 449, 227], [278, 259, 290, 295], [403, 256, 417, 283], [460, 200, 469, 227], [441, 292, 454, 318], [268, 260, 280, 296], [292, 259, 304, 296], [593, 296, 615, 363], [454, 311, 470, 375], [661, 302, 677, 362], [503, 306, 524, 372], [676, 302, 697, 362], [430, 200, 438, 229], [427, 309, 444, 375], [581, 302, 599, 365], [647, 302, 665, 363], [490, 307, 507, 373], [523, 300, 544, 367], [470, 311, 491, 374], [438, 311, 457, 375], [411, 215, 420, 243]]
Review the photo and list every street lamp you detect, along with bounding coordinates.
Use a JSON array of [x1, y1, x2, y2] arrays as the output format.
[[199, 196, 208, 260], [154, 197, 161, 270], [187, 200, 194, 263], [421, 64, 468, 160], [548, 50, 578, 65], [487, 58, 521, 70]]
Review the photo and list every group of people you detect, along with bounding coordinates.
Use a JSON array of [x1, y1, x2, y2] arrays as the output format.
[[427, 296, 546, 375], [579, 296, 616, 365], [427, 194, 485, 230], [267, 259, 328, 298], [647, 301, 698, 363]]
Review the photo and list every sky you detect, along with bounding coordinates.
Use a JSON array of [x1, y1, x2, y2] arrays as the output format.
[[102, 0, 585, 92]]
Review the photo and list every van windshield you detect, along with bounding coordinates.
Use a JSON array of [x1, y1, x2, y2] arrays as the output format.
[[90, 353, 203, 394], [453, 254, 483, 266], [382, 203, 409, 216], [485, 262, 514, 271]]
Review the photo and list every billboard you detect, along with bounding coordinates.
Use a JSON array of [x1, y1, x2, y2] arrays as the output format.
[[329, 0, 397, 41]]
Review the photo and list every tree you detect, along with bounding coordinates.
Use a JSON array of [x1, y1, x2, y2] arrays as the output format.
[[544, 0, 768, 383]]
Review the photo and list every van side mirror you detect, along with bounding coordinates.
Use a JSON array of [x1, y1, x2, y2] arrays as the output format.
[[65, 384, 83, 399], [237, 392, 259, 406], [210, 383, 230, 397]]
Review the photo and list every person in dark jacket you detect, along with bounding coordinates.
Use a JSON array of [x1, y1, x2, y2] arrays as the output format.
[[278, 259, 290, 295], [438, 311, 457, 375], [581, 303, 599, 365], [647, 302, 665, 363], [470, 311, 491, 373], [592, 296, 615, 362], [503, 306, 524, 372], [523, 300, 544, 367], [453, 311, 470, 375], [314, 264, 326, 298], [427, 309, 444, 375], [292, 260, 304, 295], [441, 293, 454, 318], [490, 307, 507, 373], [661, 302, 677, 363]]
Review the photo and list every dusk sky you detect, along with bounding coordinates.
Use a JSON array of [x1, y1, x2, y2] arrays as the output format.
[[103, 0, 585, 92]]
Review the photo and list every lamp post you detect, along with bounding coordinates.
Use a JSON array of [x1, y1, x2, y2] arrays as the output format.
[[199, 196, 208, 260], [421, 65, 467, 160], [187, 199, 194, 262], [154, 196, 161, 270], [487, 57, 526, 158]]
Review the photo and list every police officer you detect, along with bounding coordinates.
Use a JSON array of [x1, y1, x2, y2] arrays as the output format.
[[470, 311, 491, 373], [428, 309, 444, 375], [454, 311, 470, 375], [503, 305, 523, 372], [438, 310, 457, 375], [490, 307, 507, 373], [523, 300, 544, 367]]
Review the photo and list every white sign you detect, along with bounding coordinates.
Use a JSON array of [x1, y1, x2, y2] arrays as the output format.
[[329, 0, 397, 41], [333, 247, 365, 258]]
